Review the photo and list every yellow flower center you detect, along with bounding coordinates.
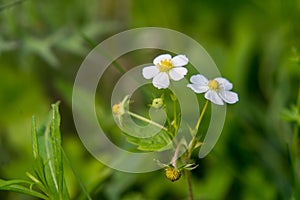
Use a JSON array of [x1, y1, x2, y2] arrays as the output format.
[[157, 59, 173, 72], [208, 80, 219, 90]]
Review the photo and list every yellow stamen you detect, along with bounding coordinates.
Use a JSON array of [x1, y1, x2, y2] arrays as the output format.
[[157, 59, 173, 72], [208, 79, 219, 90]]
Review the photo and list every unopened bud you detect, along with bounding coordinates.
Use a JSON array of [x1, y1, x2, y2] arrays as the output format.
[[151, 98, 164, 109]]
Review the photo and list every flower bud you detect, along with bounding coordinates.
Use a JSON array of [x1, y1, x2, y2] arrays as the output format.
[[165, 166, 181, 182], [112, 95, 129, 116], [112, 103, 124, 116], [151, 98, 164, 109]]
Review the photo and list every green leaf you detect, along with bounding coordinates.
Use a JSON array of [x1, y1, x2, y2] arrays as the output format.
[[23, 36, 60, 67], [281, 105, 300, 125], [126, 130, 172, 151], [0, 179, 48, 199], [31, 101, 70, 200], [181, 163, 199, 171], [32, 116, 39, 160]]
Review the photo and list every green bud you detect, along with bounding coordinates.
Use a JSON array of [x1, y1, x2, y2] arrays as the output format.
[[151, 98, 164, 109]]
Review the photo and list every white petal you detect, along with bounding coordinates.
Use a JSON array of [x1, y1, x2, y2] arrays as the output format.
[[190, 74, 209, 86], [205, 90, 224, 105], [153, 54, 172, 65], [219, 90, 239, 104], [169, 67, 188, 81], [214, 77, 233, 90], [153, 72, 170, 89], [171, 55, 189, 67], [142, 66, 159, 79], [187, 83, 209, 93]]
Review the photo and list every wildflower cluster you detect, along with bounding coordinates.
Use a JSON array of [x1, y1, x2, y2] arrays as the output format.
[[112, 53, 239, 184]]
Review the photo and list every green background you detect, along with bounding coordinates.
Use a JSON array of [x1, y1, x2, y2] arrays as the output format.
[[1, 0, 300, 199]]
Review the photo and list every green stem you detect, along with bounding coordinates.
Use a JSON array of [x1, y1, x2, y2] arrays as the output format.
[[127, 111, 168, 131], [171, 92, 179, 143], [185, 170, 194, 200], [187, 100, 210, 158], [195, 100, 209, 131], [173, 95, 177, 129], [184, 100, 210, 200]]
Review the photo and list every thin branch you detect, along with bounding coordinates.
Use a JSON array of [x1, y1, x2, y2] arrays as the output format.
[[127, 111, 168, 131]]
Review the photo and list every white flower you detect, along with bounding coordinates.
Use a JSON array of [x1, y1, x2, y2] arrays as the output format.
[[142, 54, 189, 89], [187, 74, 239, 105]]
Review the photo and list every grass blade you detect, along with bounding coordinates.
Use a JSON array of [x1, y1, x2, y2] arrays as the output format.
[[0, 179, 48, 199], [62, 149, 92, 200]]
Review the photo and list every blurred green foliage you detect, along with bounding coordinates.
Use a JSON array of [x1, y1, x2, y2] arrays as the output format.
[[1, 0, 300, 199], [1, 102, 70, 200]]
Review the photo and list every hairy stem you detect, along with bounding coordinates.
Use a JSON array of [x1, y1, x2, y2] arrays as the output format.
[[185, 170, 194, 200]]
